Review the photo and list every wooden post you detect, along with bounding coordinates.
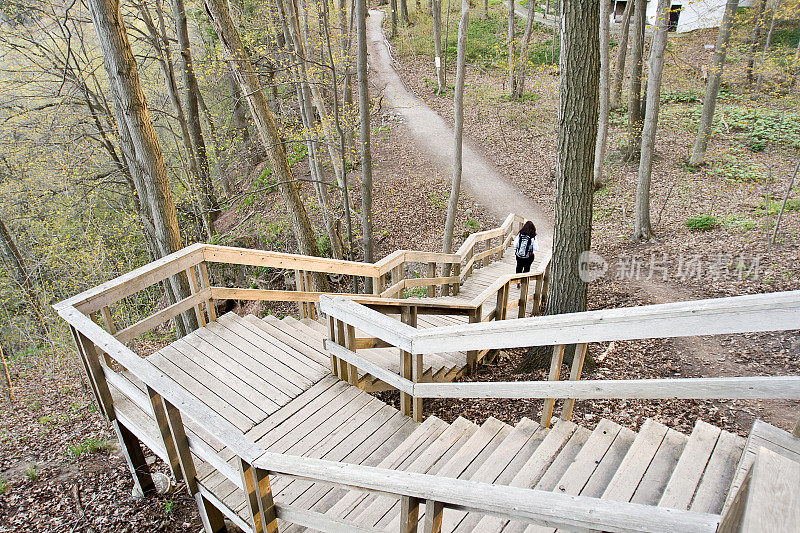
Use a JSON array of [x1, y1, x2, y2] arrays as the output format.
[[495, 281, 510, 321], [533, 274, 544, 316], [186, 266, 207, 327], [427, 262, 436, 297], [423, 499, 444, 533], [541, 343, 566, 428], [400, 306, 418, 418], [101, 306, 117, 334], [71, 327, 115, 420], [452, 263, 461, 295], [345, 323, 359, 386], [327, 315, 340, 378], [541, 263, 551, 308], [303, 270, 317, 320], [148, 387, 183, 483], [518, 276, 531, 318], [199, 262, 217, 322], [112, 420, 157, 497], [240, 459, 278, 533], [335, 319, 350, 382], [560, 343, 589, 422], [294, 269, 308, 318], [162, 397, 226, 531], [466, 305, 482, 373], [400, 495, 421, 533]]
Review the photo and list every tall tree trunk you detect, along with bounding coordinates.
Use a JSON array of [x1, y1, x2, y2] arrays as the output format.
[[432, 0, 445, 93], [390, 0, 399, 35], [610, 0, 633, 109], [196, 89, 232, 196], [400, 0, 411, 25], [356, 0, 374, 287], [443, 0, 469, 277], [510, 0, 535, 99], [689, 0, 738, 166], [634, 0, 670, 242], [202, 0, 328, 291], [746, 0, 767, 86], [88, 0, 197, 334], [172, 0, 218, 228], [755, 0, 782, 92], [482, 0, 488, 20], [227, 73, 251, 145], [507, 0, 515, 90], [0, 215, 45, 332], [525, 0, 599, 369], [626, 0, 646, 158], [594, 0, 611, 188]]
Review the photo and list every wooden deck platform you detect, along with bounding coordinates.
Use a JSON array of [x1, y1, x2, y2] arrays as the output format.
[[108, 311, 759, 531]]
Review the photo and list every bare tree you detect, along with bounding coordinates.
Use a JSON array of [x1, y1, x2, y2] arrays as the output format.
[[755, 0, 783, 92], [399, 0, 411, 25], [201, 0, 329, 290], [610, 0, 634, 109], [87, 0, 198, 334], [0, 215, 45, 331], [746, 0, 768, 86], [634, 0, 671, 241], [510, 0, 536, 100], [626, 0, 646, 159], [689, 0, 739, 166], [594, 0, 611, 187], [525, 0, 599, 369], [355, 0, 374, 288], [432, 0, 445, 93], [507, 0, 515, 89], [443, 0, 469, 290]]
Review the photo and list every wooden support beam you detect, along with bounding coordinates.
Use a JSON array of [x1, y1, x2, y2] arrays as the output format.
[[345, 324, 359, 386], [427, 262, 436, 297], [327, 315, 340, 378], [400, 306, 418, 417], [294, 269, 307, 318], [423, 499, 444, 533], [100, 306, 117, 335], [240, 459, 278, 533], [541, 344, 566, 428], [533, 275, 544, 316], [335, 319, 349, 382], [560, 343, 588, 422], [519, 276, 530, 318], [68, 325, 108, 420], [400, 495, 421, 533], [198, 262, 217, 322], [466, 305, 482, 373], [112, 419, 156, 497], [186, 266, 207, 327], [148, 387, 183, 483], [452, 263, 461, 295]]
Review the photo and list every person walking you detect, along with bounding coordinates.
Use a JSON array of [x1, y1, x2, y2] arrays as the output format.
[[513, 221, 538, 274]]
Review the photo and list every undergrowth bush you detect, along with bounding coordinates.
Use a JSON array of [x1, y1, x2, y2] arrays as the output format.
[[686, 215, 717, 231]]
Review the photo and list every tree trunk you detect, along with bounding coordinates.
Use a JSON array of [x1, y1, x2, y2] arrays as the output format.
[[227, 73, 251, 145], [400, 0, 411, 25], [482, 0, 488, 20], [689, 0, 738, 167], [524, 0, 599, 370], [610, 0, 633, 109], [432, 0, 445, 93], [202, 0, 328, 291], [0, 215, 45, 332], [443, 0, 469, 269], [626, 0, 646, 158], [391, 0, 398, 35], [356, 0, 374, 287], [594, 0, 611, 188], [172, 0, 219, 227], [634, 0, 670, 242], [88, 0, 197, 335], [745, 0, 767, 86], [755, 0, 782, 92], [510, 0, 536, 99], [507, 0, 515, 90]]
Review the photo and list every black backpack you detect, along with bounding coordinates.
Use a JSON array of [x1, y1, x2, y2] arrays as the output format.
[[516, 235, 533, 259]]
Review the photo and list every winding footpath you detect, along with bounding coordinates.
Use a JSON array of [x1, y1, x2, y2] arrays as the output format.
[[366, 9, 554, 249]]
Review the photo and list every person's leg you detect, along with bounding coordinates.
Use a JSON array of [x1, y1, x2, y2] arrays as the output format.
[[516, 257, 524, 274], [522, 256, 534, 273]]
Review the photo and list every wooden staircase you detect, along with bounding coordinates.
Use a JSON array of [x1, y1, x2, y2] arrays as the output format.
[[112, 312, 759, 531]]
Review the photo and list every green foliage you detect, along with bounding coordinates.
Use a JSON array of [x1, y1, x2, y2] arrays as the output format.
[[0, 477, 7, 495], [710, 150, 770, 182], [724, 107, 800, 150], [164, 500, 174, 515], [758, 197, 800, 215], [718, 215, 757, 231], [24, 464, 39, 481], [465, 218, 479, 231], [661, 89, 702, 104], [770, 27, 800, 49], [685, 215, 717, 231], [66, 437, 113, 460]]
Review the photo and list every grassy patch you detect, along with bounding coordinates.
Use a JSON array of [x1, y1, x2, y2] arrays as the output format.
[[758, 197, 800, 215], [25, 464, 40, 481], [0, 477, 7, 495], [66, 436, 113, 460], [686, 215, 717, 231]]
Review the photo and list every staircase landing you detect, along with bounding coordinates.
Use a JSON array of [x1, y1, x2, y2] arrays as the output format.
[[109, 312, 755, 531]]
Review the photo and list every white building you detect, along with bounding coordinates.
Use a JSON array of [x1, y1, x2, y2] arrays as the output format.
[[613, 1, 754, 34]]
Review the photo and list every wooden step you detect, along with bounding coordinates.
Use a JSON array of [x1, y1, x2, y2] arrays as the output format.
[[724, 419, 800, 514], [659, 419, 745, 514]]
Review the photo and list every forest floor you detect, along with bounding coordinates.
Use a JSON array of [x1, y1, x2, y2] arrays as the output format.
[[2, 5, 800, 532]]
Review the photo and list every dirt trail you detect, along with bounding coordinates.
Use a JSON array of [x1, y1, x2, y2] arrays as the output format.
[[366, 9, 553, 249], [369, 9, 797, 433]]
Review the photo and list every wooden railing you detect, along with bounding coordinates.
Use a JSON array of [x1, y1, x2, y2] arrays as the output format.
[[321, 291, 800, 426]]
